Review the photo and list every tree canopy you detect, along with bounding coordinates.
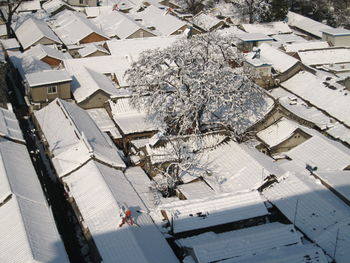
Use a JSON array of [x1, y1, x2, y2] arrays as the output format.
[[125, 33, 272, 137]]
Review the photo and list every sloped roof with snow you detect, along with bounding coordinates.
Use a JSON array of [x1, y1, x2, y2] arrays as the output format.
[[109, 98, 158, 135], [14, 17, 62, 50], [0, 108, 24, 143], [86, 108, 122, 139], [42, 0, 75, 14], [0, 196, 69, 263], [71, 67, 120, 103], [16, 0, 41, 12], [35, 99, 125, 177], [63, 55, 131, 87], [78, 43, 109, 57], [177, 181, 215, 200], [257, 43, 299, 73], [271, 33, 306, 43], [51, 10, 109, 46], [280, 70, 350, 126], [257, 117, 310, 148], [106, 35, 179, 58], [285, 133, 350, 171], [8, 51, 52, 79], [159, 191, 268, 234], [0, 38, 20, 50], [242, 22, 292, 36], [315, 171, 350, 203], [92, 10, 154, 39], [62, 160, 178, 263], [133, 5, 187, 36], [298, 47, 350, 66], [200, 141, 285, 193], [236, 32, 273, 42], [192, 13, 223, 32], [263, 172, 350, 263], [284, 41, 329, 53], [27, 44, 70, 62], [270, 88, 335, 131], [25, 69, 72, 87], [0, 138, 69, 263], [177, 223, 307, 263], [321, 28, 350, 36], [287, 11, 333, 38]]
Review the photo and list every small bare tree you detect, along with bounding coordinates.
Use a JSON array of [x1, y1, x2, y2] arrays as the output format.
[[0, 0, 25, 37]]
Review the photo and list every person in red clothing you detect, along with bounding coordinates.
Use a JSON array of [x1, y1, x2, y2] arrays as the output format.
[[119, 208, 134, 227]]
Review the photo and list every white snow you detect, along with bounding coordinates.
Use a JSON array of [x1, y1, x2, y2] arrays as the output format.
[[298, 47, 350, 66], [0, 107, 24, 143], [25, 69, 72, 87], [86, 108, 122, 139], [241, 22, 292, 36], [263, 172, 350, 263], [176, 181, 215, 200], [158, 191, 268, 234]]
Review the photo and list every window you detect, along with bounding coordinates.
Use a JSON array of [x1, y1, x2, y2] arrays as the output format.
[[79, 0, 84, 4], [47, 86, 57, 94]]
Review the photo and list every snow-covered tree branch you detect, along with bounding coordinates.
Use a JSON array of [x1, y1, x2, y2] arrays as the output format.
[[229, 0, 271, 23], [125, 33, 272, 137]]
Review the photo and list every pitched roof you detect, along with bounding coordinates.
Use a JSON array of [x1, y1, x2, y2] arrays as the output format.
[[78, 43, 109, 57], [92, 10, 155, 39], [280, 70, 350, 126], [133, 5, 187, 36], [257, 117, 309, 148], [62, 160, 179, 263], [109, 98, 158, 135], [0, 107, 24, 143], [177, 223, 311, 263], [241, 21, 292, 36], [51, 10, 109, 46], [27, 44, 70, 62], [200, 141, 285, 193], [0, 138, 69, 263], [321, 28, 350, 36], [86, 108, 122, 139], [263, 172, 350, 263], [159, 191, 268, 234], [35, 99, 125, 177], [287, 11, 333, 38], [71, 67, 120, 103], [14, 17, 62, 50], [297, 47, 350, 66], [25, 69, 72, 87]]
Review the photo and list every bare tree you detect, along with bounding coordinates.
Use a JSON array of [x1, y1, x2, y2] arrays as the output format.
[[0, 0, 25, 37]]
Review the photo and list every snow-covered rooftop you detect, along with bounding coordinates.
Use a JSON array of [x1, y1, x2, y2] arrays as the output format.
[[298, 47, 350, 66], [280, 70, 350, 126], [71, 67, 120, 103], [159, 191, 268, 234], [263, 172, 350, 263], [35, 99, 125, 177], [200, 141, 285, 193], [241, 22, 292, 36], [257, 117, 310, 148], [256, 43, 299, 73], [236, 33, 273, 42], [270, 88, 335, 131], [8, 51, 51, 79], [271, 33, 306, 43], [27, 44, 70, 62], [92, 9, 154, 39], [132, 5, 187, 36], [42, 0, 75, 14], [109, 98, 158, 135], [327, 122, 350, 145], [25, 69, 72, 87], [192, 12, 223, 32], [177, 181, 215, 200], [221, 244, 327, 263], [0, 195, 69, 263], [63, 55, 131, 87], [105, 35, 179, 58], [0, 138, 69, 263], [77, 43, 109, 57], [177, 223, 305, 263], [287, 11, 333, 38], [86, 108, 122, 139], [0, 107, 24, 143], [284, 41, 329, 53], [62, 160, 178, 263], [321, 28, 350, 36], [314, 170, 350, 203], [16, 0, 41, 12], [50, 10, 109, 46], [0, 38, 20, 50], [14, 17, 62, 50]]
